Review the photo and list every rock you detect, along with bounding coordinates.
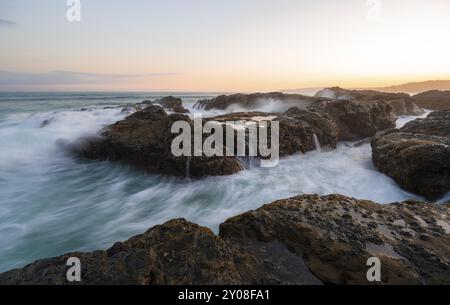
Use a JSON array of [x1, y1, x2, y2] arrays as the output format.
[[210, 111, 337, 157], [0, 219, 241, 285], [72, 99, 394, 177], [71, 105, 244, 178], [154, 96, 190, 113], [372, 110, 450, 200], [220, 194, 450, 285], [412, 90, 450, 110], [315, 87, 424, 116], [1, 194, 448, 285], [193, 92, 326, 112], [121, 104, 143, 114], [309, 99, 396, 141]]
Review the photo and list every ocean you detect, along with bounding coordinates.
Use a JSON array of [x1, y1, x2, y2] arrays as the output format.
[[0, 92, 446, 272]]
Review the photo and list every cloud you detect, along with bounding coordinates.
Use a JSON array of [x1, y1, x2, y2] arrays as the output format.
[[0, 70, 178, 89], [0, 19, 16, 26]]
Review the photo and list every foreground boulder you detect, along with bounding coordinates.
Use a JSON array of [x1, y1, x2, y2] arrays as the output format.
[[1, 194, 448, 285], [315, 87, 424, 116], [412, 90, 450, 110], [193, 92, 327, 112], [372, 110, 450, 200]]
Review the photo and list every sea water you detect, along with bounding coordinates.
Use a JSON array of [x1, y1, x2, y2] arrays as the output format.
[[0, 92, 447, 272]]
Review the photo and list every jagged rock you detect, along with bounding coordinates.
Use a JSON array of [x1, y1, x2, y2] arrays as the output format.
[[1, 194, 448, 285], [154, 96, 190, 113], [0, 219, 241, 285], [309, 99, 396, 141], [121, 103, 143, 114], [372, 110, 450, 200], [193, 92, 326, 112], [412, 90, 450, 110], [220, 194, 450, 285], [70, 105, 244, 178], [315, 87, 424, 116]]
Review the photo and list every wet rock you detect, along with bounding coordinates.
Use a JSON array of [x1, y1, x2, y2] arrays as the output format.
[[372, 110, 450, 200], [315, 87, 424, 116], [412, 90, 450, 110], [193, 92, 326, 112], [309, 99, 396, 141], [0, 219, 241, 285], [154, 96, 190, 113], [220, 194, 450, 285], [121, 104, 143, 114], [1, 194, 448, 285], [72, 105, 244, 178]]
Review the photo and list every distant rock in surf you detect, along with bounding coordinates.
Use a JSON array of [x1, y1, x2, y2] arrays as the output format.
[[1, 194, 448, 285], [315, 87, 424, 116], [372, 110, 450, 200], [139, 96, 190, 113]]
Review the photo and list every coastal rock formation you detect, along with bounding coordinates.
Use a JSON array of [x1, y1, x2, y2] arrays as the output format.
[[1, 194, 449, 285], [141, 96, 190, 113], [71, 105, 244, 178], [372, 110, 450, 200], [309, 100, 396, 141], [315, 87, 424, 116], [206, 99, 395, 157], [193, 92, 327, 112], [70, 99, 395, 177], [412, 90, 450, 110]]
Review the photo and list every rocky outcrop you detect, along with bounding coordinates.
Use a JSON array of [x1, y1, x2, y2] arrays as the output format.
[[412, 90, 450, 110], [70, 105, 244, 178], [1, 194, 449, 285], [308, 99, 396, 141], [140, 96, 190, 113], [69, 99, 395, 177], [193, 92, 326, 112], [315, 87, 424, 116], [372, 110, 450, 200]]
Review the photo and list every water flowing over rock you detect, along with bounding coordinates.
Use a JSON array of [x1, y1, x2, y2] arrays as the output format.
[[1, 194, 448, 285], [70, 99, 395, 177], [70, 105, 244, 178], [412, 90, 450, 110], [193, 92, 327, 112], [372, 110, 450, 200], [315, 87, 424, 116]]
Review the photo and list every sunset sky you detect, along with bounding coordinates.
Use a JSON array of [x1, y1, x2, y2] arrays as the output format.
[[1, 0, 450, 92]]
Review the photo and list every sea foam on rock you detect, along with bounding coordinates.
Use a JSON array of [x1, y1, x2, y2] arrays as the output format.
[[0, 194, 448, 285], [71, 99, 396, 177]]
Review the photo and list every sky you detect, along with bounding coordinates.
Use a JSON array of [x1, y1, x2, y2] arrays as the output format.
[[1, 0, 450, 92]]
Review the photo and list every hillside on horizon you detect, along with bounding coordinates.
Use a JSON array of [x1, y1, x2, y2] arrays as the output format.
[[283, 80, 450, 96]]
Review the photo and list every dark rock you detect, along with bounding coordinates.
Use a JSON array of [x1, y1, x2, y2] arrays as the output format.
[[413, 90, 450, 110], [0, 219, 241, 285], [154, 96, 190, 113], [1, 194, 448, 285], [193, 92, 326, 112], [372, 110, 450, 200], [72, 105, 244, 178], [220, 194, 450, 285], [309, 99, 396, 141], [315, 87, 424, 116]]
